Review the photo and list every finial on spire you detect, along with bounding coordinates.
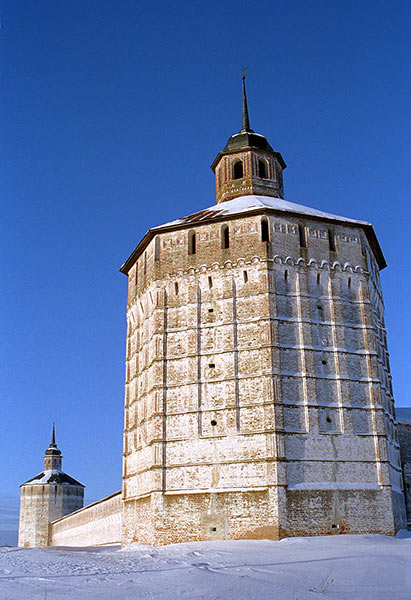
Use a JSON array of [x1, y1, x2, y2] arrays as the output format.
[[51, 422, 56, 447], [241, 67, 252, 133]]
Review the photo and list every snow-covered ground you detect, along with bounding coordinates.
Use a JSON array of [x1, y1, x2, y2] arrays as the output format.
[[1, 533, 411, 599]]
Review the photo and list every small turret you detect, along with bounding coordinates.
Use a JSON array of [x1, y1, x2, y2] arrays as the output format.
[[211, 69, 286, 204], [44, 423, 62, 470], [18, 426, 85, 547]]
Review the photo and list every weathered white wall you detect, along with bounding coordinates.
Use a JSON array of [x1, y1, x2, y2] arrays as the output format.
[[50, 491, 121, 547]]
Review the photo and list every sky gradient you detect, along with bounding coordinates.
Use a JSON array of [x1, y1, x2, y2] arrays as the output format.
[[1, 0, 410, 544]]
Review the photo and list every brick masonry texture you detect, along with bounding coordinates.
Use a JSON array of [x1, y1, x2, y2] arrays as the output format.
[[122, 210, 406, 546]]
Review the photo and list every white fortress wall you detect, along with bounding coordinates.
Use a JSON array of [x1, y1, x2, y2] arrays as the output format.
[[49, 491, 122, 546]]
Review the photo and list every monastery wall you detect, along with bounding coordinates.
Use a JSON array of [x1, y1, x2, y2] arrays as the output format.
[[122, 209, 406, 545], [49, 491, 122, 547]]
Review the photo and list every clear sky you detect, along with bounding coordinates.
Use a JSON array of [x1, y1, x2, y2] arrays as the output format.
[[1, 0, 410, 545]]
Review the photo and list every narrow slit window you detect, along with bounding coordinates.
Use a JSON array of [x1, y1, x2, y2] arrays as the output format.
[[154, 236, 160, 261], [298, 224, 307, 248], [284, 269, 288, 281], [328, 229, 336, 252], [258, 159, 267, 178], [317, 273, 320, 285], [243, 270, 248, 283], [188, 231, 196, 255], [174, 282, 179, 295], [209, 363, 215, 369], [208, 276, 213, 288], [233, 161, 243, 179], [261, 218, 269, 242], [222, 225, 229, 249], [348, 277, 352, 288]]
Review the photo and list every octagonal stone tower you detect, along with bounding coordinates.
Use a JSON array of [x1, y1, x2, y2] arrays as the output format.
[[120, 76, 406, 546], [18, 426, 84, 547]]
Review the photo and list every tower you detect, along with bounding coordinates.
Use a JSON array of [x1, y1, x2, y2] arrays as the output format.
[[18, 426, 84, 547], [120, 75, 406, 546]]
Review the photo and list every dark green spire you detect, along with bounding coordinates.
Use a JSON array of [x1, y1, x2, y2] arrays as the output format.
[[51, 422, 56, 447], [241, 67, 253, 133]]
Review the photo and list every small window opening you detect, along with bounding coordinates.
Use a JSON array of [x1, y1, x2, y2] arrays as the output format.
[[317, 304, 323, 311], [331, 523, 338, 529], [322, 360, 327, 365], [208, 308, 214, 313], [222, 225, 229, 249], [188, 231, 196, 255], [348, 277, 352, 288], [326, 416, 332, 423], [209, 363, 215, 369], [243, 270, 248, 283], [210, 420, 217, 426], [328, 229, 336, 252], [298, 224, 307, 248], [174, 282, 179, 295], [284, 269, 288, 281], [233, 161, 243, 179], [208, 276, 213, 288], [317, 273, 320, 285], [261, 218, 269, 242], [258, 159, 267, 178], [210, 527, 217, 532], [154, 236, 160, 261]]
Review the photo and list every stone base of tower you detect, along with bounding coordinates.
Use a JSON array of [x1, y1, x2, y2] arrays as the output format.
[[121, 485, 401, 547], [122, 488, 285, 547]]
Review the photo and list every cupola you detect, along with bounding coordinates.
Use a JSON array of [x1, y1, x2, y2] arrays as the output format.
[[43, 423, 62, 470], [211, 69, 286, 204]]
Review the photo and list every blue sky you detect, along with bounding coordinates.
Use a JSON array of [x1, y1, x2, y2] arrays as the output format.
[[1, 0, 410, 544]]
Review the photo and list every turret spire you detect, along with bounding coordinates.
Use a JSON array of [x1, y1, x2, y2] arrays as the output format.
[[241, 67, 253, 133], [51, 422, 56, 447]]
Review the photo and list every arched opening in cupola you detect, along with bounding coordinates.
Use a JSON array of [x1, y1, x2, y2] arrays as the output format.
[[233, 161, 243, 179], [258, 159, 267, 178], [261, 218, 269, 242], [221, 225, 230, 249], [188, 230, 196, 255]]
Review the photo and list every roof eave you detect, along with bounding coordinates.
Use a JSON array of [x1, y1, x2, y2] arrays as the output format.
[[211, 148, 287, 172]]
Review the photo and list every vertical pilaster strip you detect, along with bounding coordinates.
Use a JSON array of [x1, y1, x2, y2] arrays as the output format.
[[328, 273, 345, 432], [295, 269, 310, 431], [358, 279, 383, 486], [197, 284, 203, 436], [162, 289, 168, 492], [232, 276, 240, 432]]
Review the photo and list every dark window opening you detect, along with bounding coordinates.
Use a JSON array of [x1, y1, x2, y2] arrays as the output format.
[[328, 229, 336, 252], [317, 273, 320, 285], [322, 360, 327, 365], [208, 276, 213, 288], [208, 308, 214, 313], [209, 363, 215, 369], [243, 270, 248, 283], [317, 305, 323, 311], [298, 224, 307, 248], [348, 277, 352, 288], [222, 226, 229, 249], [188, 231, 196, 255], [326, 416, 332, 423], [210, 527, 217, 532], [261, 218, 269, 242], [211, 420, 217, 426], [233, 161, 243, 179], [284, 269, 288, 281], [258, 159, 267, 178], [174, 282, 179, 295]]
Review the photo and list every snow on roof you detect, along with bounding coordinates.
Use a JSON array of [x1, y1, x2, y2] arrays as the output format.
[[22, 469, 84, 487], [153, 195, 372, 230]]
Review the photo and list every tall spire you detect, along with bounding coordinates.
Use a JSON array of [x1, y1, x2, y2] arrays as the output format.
[[51, 422, 56, 447], [241, 67, 253, 133]]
